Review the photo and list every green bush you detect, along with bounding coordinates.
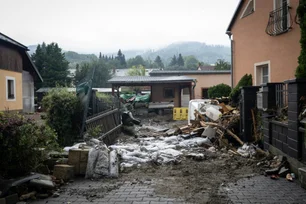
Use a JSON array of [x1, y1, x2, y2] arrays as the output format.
[[208, 83, 231, 98], [96, 92, 113, 104], [42, 88, 83, 147], [0, 112, 58, 178], [229, 74, 252, 105]]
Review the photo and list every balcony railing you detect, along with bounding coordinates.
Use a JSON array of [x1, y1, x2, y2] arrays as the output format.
[[265, 3, 293, 36]]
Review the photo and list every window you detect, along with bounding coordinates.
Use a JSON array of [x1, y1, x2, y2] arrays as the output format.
[[254, 61, 270, 85], [262, 65, 269, 84], [201, 88, 209, 99], [266, 0, 292, 35], [6, 77, 16, 101], [274, 0, 289, 31], [241, 0, 255, 18], [164, 88, 174, 98]]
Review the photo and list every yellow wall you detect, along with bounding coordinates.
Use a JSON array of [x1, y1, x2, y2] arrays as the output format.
[[0, 69, 23, 111]]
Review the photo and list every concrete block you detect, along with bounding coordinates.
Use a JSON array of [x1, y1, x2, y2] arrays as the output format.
[[298, 167, 306, 189], [53, 164, 74, 181]]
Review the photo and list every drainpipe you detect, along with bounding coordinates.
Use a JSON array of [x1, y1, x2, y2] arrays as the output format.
[[226, 31, 234, 88], [192, 80, 197, 99]]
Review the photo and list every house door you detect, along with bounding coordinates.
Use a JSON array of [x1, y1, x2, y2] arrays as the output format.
[[201, 88, 209, 99]]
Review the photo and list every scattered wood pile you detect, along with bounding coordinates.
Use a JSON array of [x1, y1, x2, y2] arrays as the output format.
[[167, 102, 268, 158]]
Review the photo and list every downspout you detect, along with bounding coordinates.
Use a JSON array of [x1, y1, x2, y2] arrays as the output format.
[[226, 31, 234, 88], [192, 79, 197, 99]]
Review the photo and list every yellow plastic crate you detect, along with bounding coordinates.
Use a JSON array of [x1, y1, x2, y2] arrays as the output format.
[[173, 107, 188, 120]]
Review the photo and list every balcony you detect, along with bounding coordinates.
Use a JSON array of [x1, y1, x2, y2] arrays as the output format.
[[265, 3, 293, 36]]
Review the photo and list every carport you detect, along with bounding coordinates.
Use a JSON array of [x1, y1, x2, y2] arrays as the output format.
[[108, 76, 196, 107]]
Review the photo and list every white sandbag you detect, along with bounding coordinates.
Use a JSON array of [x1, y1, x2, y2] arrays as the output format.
[[164, 136, 180, 144], [126, 151, 149, 158], [121, 153, 149, 163], [178, 137, 212, 147], [109, 144, 138, 151], [85, 144, 110, 179], [158, 148, 182, 157], [94, 148, 109, 178], [85, 147, 99, 179], [109, 150, 119, 177]]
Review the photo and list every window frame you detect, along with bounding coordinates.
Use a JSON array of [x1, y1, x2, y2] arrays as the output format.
[[240, 0, 255, 19], [6, 76, 16, 101], [163, 87, 175, 99], [254, 61, 271, 86]]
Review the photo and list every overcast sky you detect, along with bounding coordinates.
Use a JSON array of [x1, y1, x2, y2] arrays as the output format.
[[1, 0, 239, 54]]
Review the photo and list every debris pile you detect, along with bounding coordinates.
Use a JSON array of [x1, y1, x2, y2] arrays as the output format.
[[109, 102, 269, 170], [260, 155, 295, 182]]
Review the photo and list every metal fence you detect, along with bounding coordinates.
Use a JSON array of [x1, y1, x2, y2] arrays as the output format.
[[275, 83, 288, 109]]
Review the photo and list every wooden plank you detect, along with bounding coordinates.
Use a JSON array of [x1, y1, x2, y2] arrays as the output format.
[[86, 108, 119, 124], [99, 124, 122, 140]]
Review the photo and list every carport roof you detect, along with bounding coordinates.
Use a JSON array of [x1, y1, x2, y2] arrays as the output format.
[[108, 76, 196, 85]]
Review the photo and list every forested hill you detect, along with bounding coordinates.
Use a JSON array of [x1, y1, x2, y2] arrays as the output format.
[[28, 41, 230, 65], [141, 42, 230, 64], [105, 42, 230, 65]]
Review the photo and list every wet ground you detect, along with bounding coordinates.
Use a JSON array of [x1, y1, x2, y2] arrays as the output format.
[[30, 112, 306, 204]]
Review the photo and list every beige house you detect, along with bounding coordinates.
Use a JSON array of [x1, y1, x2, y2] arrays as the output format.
[[150, 70, 231, 99], [0, 33, 43, 112], [227, 0, 301, 86]]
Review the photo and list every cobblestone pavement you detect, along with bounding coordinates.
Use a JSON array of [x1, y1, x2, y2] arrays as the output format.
[[220, 175, 306, 204], [29, 175, 306, 204], [30, 179, 189, 204]]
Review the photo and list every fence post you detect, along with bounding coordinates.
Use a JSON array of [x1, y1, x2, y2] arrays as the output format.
[[287, 79, 306, 159]]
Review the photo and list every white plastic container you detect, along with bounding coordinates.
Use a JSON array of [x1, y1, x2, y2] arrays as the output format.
[[188, 99, 220, 124], [205, 107, 222, 121]]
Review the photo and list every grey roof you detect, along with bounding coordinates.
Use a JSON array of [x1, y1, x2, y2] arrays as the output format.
[[0, 32, 28, 50], [150, 70, 231, 76], [108, 76, 196, 84], [25, 52, 43, 82]]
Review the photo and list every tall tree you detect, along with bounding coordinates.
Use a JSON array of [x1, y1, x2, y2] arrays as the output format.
[[177, 53, 185, 67], [116, 49, 126, 68], [99, 52, 102, 59], [127, 55, 146, 67], [169, 55, 177, 66], [74, 60, 112, 87], [31, 42, 70, 89], [154, 56, 164, 68], [215, 59, 231, 70], [127, 65, 146, 76], [184, 55, 199, 70]]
